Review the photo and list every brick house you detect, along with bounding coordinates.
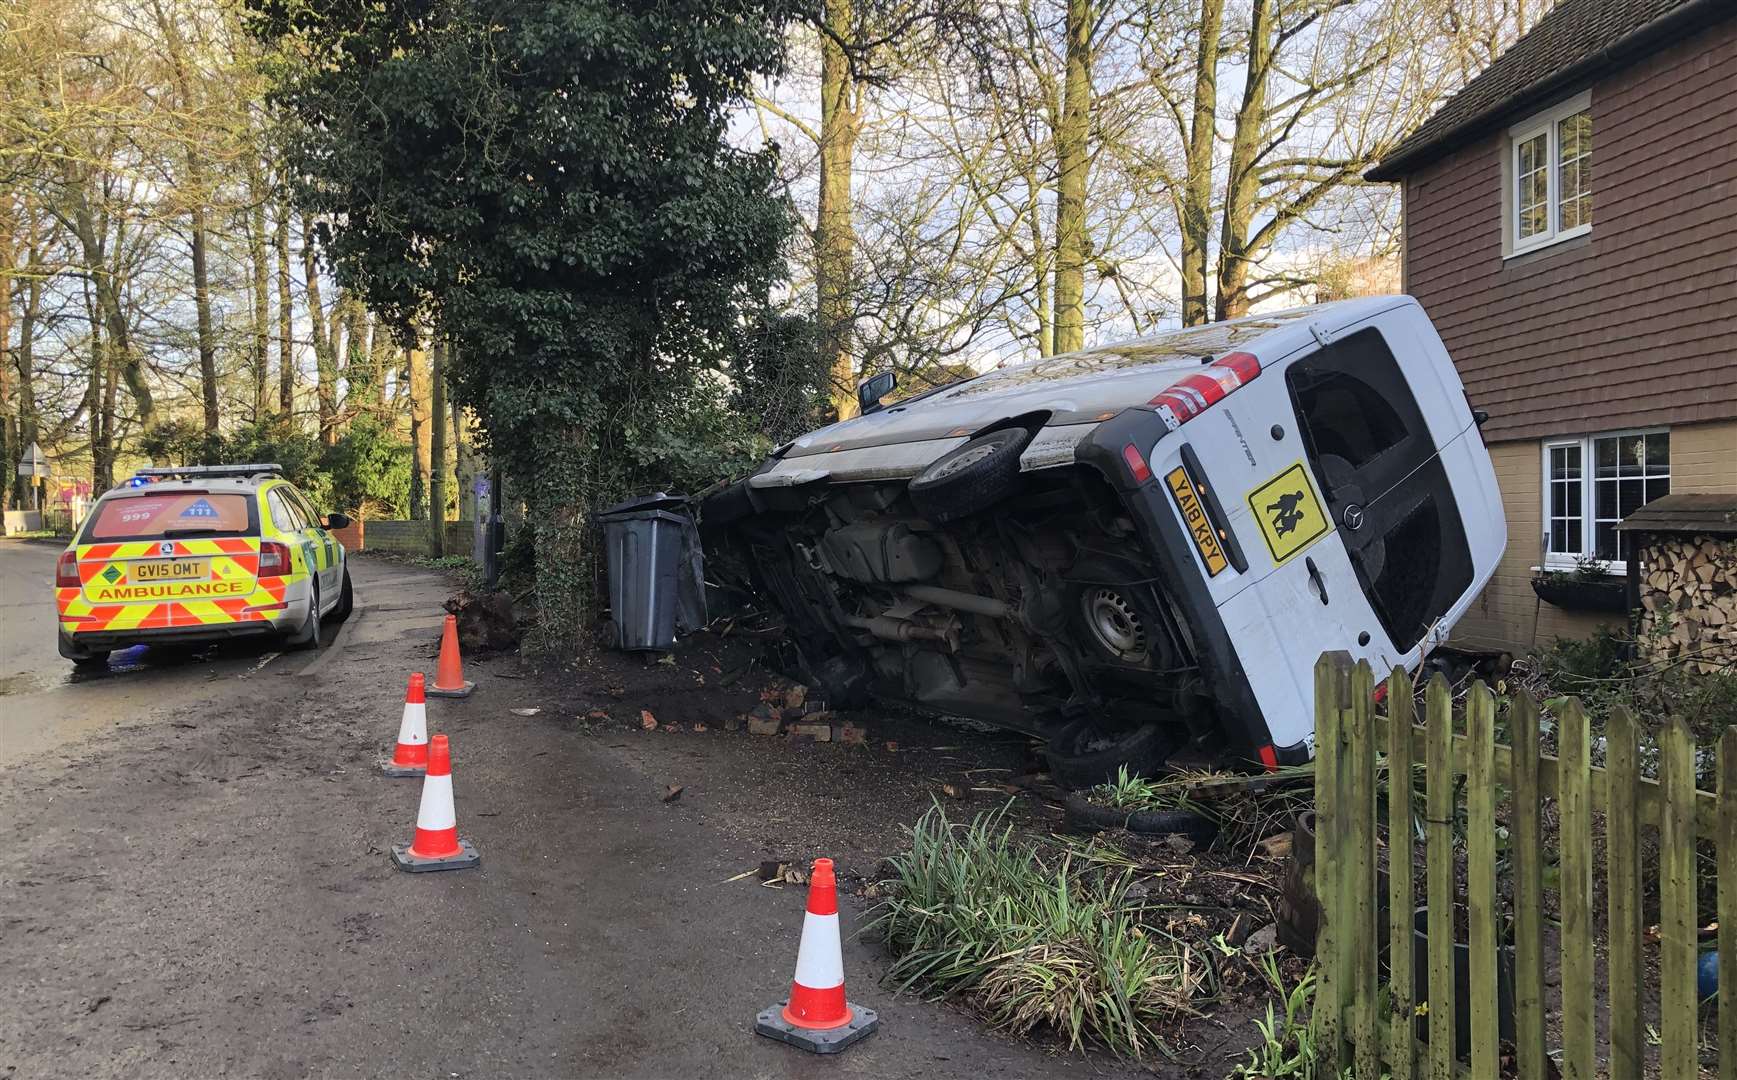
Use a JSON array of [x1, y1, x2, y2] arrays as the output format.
[[1367, 0, 1737, 654]]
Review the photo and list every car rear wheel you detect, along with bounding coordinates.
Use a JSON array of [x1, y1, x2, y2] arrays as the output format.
[[288, 584, 322, 650], [907, 427, 1030, 522], [327, 569, 354, 622]]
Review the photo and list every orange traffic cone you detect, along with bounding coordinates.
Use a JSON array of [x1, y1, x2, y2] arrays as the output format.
[[755, 858, 879, 1053], [383, 673, 430, 777], [390, 734, 480, 872], [428, 614, 474, 698]]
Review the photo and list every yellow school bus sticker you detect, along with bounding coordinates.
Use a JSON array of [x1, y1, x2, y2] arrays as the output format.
[[1164, 467, 1229, 577], [1247, 462, 1329, 565]]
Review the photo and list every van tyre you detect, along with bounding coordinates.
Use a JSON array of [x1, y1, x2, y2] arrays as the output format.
[[907, 427, 1029, 522], [1042, 718, 1177, 789]]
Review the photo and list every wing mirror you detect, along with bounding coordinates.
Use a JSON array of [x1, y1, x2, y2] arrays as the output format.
[[857, 370, 897, 415], [324, 512, 352, 530]]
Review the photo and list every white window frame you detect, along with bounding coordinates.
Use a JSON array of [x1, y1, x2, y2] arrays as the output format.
[[1505, 90, 1593, 258], [1540, 426, 1669, 574]]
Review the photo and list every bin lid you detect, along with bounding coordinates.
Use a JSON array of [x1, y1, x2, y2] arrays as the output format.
[[595, 491, 691, 520]]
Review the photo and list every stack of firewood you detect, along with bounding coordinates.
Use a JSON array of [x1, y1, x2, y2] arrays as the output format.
[[1636, 532, 1737, 673]]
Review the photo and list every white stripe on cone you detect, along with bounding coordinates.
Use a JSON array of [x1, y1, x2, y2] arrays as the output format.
[[416, 773, 456, 831], [396, 701, 427, 746], [791, 911, 844, 990]]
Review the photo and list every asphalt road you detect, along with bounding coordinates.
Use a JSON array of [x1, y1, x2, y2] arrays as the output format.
[[0, 543, 1161, 1080]]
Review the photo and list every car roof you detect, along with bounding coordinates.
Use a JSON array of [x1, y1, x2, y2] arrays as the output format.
[[101, 471, 287, 499]]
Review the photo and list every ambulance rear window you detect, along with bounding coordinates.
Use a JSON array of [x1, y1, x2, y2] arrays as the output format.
[[84, 492, 256, 541]]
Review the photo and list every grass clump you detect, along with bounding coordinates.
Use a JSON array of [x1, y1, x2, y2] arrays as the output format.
[[868, 802, 1202, 1061], [1230, 955, 1338, 1079]]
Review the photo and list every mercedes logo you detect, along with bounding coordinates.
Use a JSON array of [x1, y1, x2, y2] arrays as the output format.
[[1343, 504, 1365, 531]]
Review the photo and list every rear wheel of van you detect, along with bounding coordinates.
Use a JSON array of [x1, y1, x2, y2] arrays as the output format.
[[907, 427, 1030, 522], [1042, 718, 1177, 789]]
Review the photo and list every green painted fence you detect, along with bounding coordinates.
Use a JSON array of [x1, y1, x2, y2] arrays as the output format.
[[1311, 651, 1736, 1079]]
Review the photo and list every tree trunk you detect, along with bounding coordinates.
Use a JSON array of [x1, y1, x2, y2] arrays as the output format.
[[248, 173, 271, 424], [408, 343, 429, 520], [453, 401, 473, 522], [0, 201, 14, 519], [1180, 0, 1224, 326], [68, 190, 151, 425], [276, 206, 294, 420], [1215, 0, 1273, 323], [1026, 192, 1053, 357], [429, 338, 447, 556], [816, 0, 860, 420], [189, 194, 219, 435], [81, 278, 111, 488], [369, 317, 394, 419], [1052, 0, 1092, 353], [340, 298, 367, 427], [302, 216, 338, 445]]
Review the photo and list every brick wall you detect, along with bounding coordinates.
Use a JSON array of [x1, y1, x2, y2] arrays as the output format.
[[341, 519, 475, 557], [1449, 418, 1737, 653]]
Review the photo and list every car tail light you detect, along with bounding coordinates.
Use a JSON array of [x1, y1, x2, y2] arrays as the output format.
[[258, 541, 291, 578], [55, 550, 81, 588], [1149, 351, 1261, 431]]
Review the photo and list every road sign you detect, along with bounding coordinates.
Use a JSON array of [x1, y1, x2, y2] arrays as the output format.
[[16, 442, 48, 479]]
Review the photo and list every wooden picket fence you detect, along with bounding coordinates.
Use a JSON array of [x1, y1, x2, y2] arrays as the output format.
[[1310, 652, 1737, 1079]]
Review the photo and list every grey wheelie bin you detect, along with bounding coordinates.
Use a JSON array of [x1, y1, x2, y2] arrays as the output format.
[[596, 492, 706, 651]]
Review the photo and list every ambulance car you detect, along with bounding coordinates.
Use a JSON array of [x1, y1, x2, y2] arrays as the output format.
[[55, 464, 353, 666], [700, 296, 1505, 782]]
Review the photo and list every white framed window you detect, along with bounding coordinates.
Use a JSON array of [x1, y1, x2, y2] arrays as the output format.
[[1542, 429, 1669, 571], [1506, 91, 1592, 257]]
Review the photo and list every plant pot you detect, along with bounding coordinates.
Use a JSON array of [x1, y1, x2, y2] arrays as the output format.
[[1275, 811, 1321, 956], [1274, 811, 1388, 958], [1530, 574, 1627, 613], [1401, 905, 1517, 1061]]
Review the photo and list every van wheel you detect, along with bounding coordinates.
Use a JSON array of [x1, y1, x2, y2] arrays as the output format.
[[288, 585, 322, 650], [1042, 718, 1177, 790], [71, 651, 111, 669], [907, 427, 1030, 522]]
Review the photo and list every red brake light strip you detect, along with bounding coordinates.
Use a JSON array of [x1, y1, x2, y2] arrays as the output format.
[[1149, 351, 1261, 431]]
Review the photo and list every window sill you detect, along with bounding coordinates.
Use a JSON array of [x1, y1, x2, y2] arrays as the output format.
[[1505, 226, 1591, 262]]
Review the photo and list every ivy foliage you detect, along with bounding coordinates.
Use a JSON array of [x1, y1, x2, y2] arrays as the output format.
[[252, 0, 800, 652]]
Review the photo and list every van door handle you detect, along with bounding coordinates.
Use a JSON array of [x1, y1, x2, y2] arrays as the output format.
[[1306, 557, 1329, 604]]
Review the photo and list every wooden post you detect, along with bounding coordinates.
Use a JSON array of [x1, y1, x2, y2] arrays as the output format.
[[1424, 674, 1455, 1080], [1386, 667, 1417, 1080], [1510, 691, 1547, 1080], [1658, 717, 1698, 1080], [1312, 652, 1354, 1076], [1350, 661, 1379, 1080], [1558, 699, 1594, 1080], [1720, 728, 1737, 1080], [1605, 707, 1644, 1078], [1464, 683, 1499, 1077]]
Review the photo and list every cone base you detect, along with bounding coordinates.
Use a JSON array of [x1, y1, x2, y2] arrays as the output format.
[[390, 838, 480, 872], [382, 759, 427, 777], [755, 1001, 878, 1055], [427, 681, 475, 699]]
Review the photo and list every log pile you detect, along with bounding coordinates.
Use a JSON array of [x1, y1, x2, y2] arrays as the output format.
[[1636, 532, 1737, 672]]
